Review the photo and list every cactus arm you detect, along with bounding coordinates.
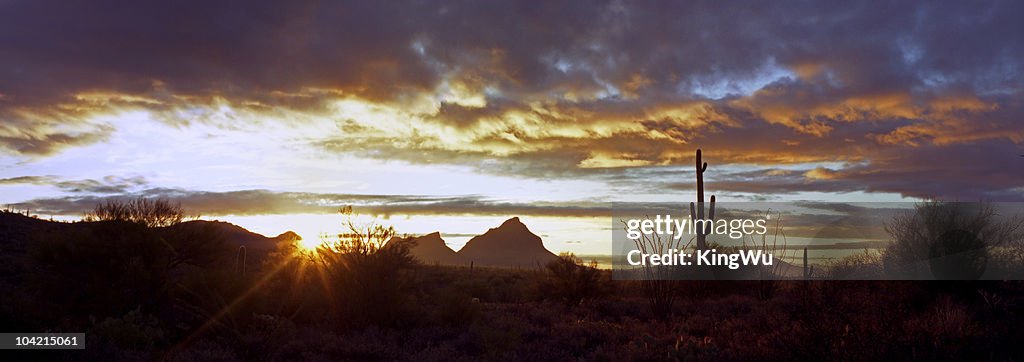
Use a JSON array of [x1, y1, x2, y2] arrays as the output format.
[[709, 195, 716, 221]]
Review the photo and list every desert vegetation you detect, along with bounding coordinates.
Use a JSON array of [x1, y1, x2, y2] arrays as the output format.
[[883, 201, 1024, 279], [83, 198, 190, 227], [2, 196, 1024, 360], [813, 201, 1024, 280]]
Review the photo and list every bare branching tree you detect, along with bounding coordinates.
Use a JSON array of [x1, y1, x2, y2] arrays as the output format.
[[85, 197, 186, 227], [883, 201, 1024, 279]]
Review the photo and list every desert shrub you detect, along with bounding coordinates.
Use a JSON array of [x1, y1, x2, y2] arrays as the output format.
[[161, 222, 230, 268], [902, 297, 984, 360], [235, 314, 297, 360], [440, 272, 496, 302], [315, 207, 420, 329], [488, 273, 531, 303], [28, 221, 171, 322], [435, 288, 480, 327], [168, 339, 238, 362], [538, 253, 606, 306], [172, 265, 260, 344], [883, 201, 1024, 279], [88, 307, 165, 354], [85, 197, 187, 227], [827, 249, 884, 279], [986, 246, 1024, 277], [23, 200, 231, 342], [28, 219, 230, 323]]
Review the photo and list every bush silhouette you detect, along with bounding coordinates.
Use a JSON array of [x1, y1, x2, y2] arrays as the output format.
[[84, 197, 186, 227], [23, 199, 228, 339], [435, 288, 480, 327], [8, 200, 1024, 359], [29, 221, 171, 321], [539, 253, 606, 306], [314, 207, 420, 328], [883, 201, 1023, 279]]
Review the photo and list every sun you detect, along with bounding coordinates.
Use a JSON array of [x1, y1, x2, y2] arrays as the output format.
[[296, 236, 325, 251]]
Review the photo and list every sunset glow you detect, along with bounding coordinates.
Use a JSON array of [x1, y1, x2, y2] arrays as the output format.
[[5, 2, 1024, 359], [1, 1, 1021, 255]]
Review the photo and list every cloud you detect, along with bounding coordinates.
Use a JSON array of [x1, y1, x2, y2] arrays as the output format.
[[655, 139, 1024, 201], [11, 188, 616, 218], [53, 176, 149, 194], [0, 176, 52, 185], [0, 121, 114, 156], [1, 1, 1023, 199], [0, 175, 149, 194]]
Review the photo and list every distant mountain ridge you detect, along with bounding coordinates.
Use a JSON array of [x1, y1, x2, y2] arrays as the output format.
[[388, 232, 466, 265], [2, 212, 558, 268], [0, 212, 297, 254], [388, 217, 558, 268]]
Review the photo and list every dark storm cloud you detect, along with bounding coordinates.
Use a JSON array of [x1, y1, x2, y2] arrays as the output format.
[[658, 139, 1024, 201], [0, 1, 436, 107], [2, 1, 1023, 198], [5, 1, 1020, 119]]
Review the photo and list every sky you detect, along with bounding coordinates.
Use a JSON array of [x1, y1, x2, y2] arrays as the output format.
[[1, 1, 1022, 254]]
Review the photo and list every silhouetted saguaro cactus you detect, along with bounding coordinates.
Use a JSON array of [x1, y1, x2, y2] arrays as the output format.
[[237, 245, 247, 277], [803, 247, 808, 279], [690, 149, 716, 250]]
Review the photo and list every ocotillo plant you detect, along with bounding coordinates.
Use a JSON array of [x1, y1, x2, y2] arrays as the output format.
[[690, 149, 716, 250]]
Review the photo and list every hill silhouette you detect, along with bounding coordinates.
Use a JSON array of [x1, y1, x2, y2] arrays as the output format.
[[389, 232, 466, 265], [2, 212, 561, 268], [0, 212, 72, 253], [457, 217, 558, 267], [0, 211, 297, 256], [169, 219, 299, 251]]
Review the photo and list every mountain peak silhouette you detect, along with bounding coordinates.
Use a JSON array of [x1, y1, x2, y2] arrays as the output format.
[[500, 216, 526, 228], [457, 217, 556, 267], [274, 231, 301, 242], [389, 232, 465, 265]]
